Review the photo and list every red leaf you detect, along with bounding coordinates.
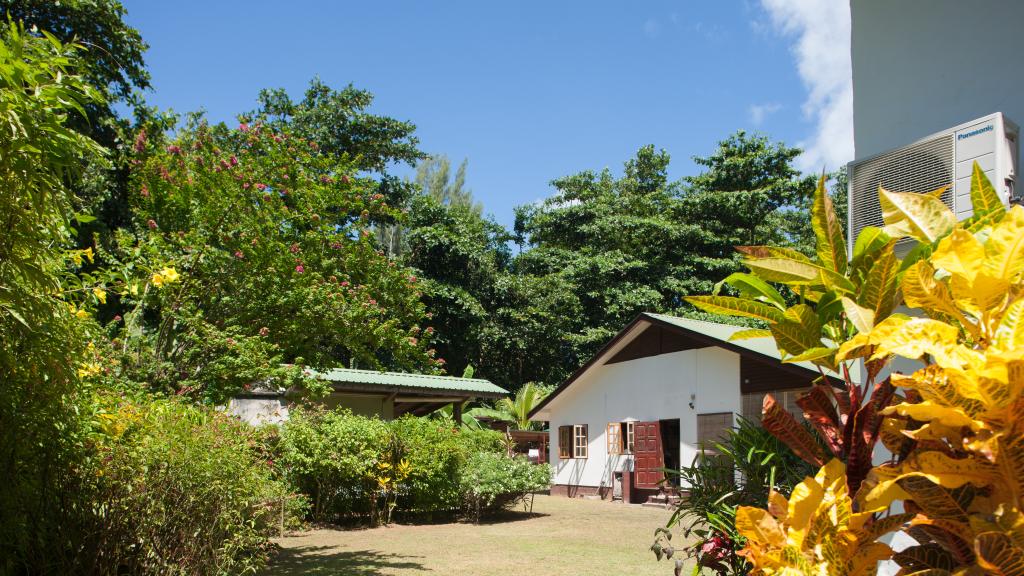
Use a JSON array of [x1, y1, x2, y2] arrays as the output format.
[[761, 394, 826, 467], [796, 385, 843, 457]]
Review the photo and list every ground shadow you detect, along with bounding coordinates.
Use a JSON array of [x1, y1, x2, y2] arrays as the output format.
[[265, 546, 428, 576], [474, 510, 550, 525]]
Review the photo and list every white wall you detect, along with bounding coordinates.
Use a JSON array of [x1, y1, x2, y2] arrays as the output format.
[[545, 347, 741, 489], [851, 0, 1024, 159]]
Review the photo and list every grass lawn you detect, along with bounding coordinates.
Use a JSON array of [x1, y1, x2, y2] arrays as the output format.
[[263, 494, 691, 576]]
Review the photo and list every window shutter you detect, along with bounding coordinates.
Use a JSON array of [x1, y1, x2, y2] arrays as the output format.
[[607, 423, 622, 455], [624, 421, 635, 454], [558, 425, 572, 459]]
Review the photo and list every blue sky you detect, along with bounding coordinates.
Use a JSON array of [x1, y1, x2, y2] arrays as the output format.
[[121, 1, 851, 229]]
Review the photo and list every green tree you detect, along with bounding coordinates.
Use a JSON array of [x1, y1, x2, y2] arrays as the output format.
[[116, 116, 439, 402], [513, 145, 697, 361], [469, 382, 550, 431], [679, 130, 818, 293], [0, 23, 106, 568], [378, 154, 481, 257]]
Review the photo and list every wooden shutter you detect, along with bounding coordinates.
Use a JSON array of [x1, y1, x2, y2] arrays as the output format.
[[558, 425, 572, 459], [607, 423, 622, 455], [573, 424, 588, 459], [624, 421, 635, 454], [633, 421, 664, 489]]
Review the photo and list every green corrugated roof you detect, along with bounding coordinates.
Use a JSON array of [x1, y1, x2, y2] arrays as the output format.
[[306, 367, 508, 396], [643, 313, 852, 380]]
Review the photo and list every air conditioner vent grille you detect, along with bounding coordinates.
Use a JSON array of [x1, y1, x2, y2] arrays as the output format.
[[849, 133, 955, 243]]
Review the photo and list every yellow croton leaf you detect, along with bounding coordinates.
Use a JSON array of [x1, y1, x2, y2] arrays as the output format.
[[879, 186, 956, 244], [881, 400, 983, 432], [933, 227, 985, 282], [983, 205, 1024, 283], [994, 298, 1024, 351], [864, 452, 1000, 509], [736, 506, 787, 548]]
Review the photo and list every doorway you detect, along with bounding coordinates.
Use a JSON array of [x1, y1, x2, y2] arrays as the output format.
[[659, 418, 681, 487]]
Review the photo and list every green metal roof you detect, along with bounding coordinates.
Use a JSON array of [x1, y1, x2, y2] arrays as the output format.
[[306, 367, 508, 397]]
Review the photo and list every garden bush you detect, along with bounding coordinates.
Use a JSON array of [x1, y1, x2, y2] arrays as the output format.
[[76, 392, 301, 575], [653, 417, 817, 575], [276, 406, 546, 525], [460, 452, 552, 522]]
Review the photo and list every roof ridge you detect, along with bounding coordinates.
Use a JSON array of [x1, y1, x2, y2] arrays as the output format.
[[317, 366, 493, 383]]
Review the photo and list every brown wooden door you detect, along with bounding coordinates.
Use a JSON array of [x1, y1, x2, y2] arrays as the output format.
[[633, 421, 664, 489]]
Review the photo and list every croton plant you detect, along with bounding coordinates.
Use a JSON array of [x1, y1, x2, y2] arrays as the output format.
[[687, 163, 1024, 575]]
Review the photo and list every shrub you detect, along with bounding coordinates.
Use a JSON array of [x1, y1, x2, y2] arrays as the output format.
[[277, 407, 528, 524], [460, 452, 552, 522], [77, 393, 299, 575], [653, 418, 817, 575], [276, 406, 388, 522], [689, 165, 1024, 574]]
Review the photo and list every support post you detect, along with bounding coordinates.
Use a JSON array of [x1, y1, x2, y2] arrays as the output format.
[[452, 400, 463, 425]]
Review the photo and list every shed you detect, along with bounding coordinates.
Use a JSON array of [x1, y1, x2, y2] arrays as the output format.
[[227, 367, 507, 425]]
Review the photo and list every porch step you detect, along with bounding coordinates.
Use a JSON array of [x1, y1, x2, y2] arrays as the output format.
[[642, 493, 681, 509]]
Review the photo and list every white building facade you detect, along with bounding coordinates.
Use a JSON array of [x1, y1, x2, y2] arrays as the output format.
[[529, 313, 832, 500]]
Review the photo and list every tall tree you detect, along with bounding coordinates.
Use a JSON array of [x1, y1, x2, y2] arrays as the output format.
[[678, 130, 818, 293]]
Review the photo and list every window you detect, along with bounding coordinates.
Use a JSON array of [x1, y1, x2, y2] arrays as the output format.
[[607, 423, 622, 454], [697, 412, 734, 454], [742, 389, 810, 422], [608, 421, 635, 455], [573, 424, 588, 458], [558, 425, 572, 459], [559, 424, 588, 459]]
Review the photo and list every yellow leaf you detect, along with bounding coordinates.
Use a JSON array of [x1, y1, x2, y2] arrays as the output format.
[[869, 317, 960, 362], [881, 400, 982, 431], [841, 297, 875, 334], [933, 228, 985, 281], [902, 260, 962, 320], [787, 476, 825, 538], [93, 287, 107, 304], [984, 205, 1024, 282], [735, 506, 787, 548], [879, 186, 956, 244], [995, 299, 1024, 350]]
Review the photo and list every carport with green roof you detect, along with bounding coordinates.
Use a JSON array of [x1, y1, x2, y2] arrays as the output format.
[[307, 367, 508, 419]]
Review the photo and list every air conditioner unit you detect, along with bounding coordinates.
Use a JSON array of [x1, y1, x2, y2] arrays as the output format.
[[848, 112, 1019, 251]]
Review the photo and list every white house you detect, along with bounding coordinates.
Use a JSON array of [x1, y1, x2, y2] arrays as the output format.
[[528, 313, 842, 502]]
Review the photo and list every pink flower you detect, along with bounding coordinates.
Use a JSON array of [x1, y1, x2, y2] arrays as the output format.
[[256, 183, 267, 191], [259, 327, 269, 337], [147, 219, 157, 230], [340, 281, 350, 287], [159, 166, 171, 181], [166, 145, 181, 154], [239, 123, 249, 132], [408, 337, 418, 345], [140, 184, 149, 197], [331, 242, 342, 250], [243, 182, 250, 189], [230, 155, 239, 166], [425, 327, 434, 334], [408, 275, 417, 283], [234, 250, 244, 259], [368, 299, 377, 305], [113, 315, 122, 322], [289, 243, 300, 254], [295, 265, 304, 273], [133, 130, 147, 153]]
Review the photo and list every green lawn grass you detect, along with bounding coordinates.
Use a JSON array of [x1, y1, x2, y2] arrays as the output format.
[[264, 494, 691, 576]]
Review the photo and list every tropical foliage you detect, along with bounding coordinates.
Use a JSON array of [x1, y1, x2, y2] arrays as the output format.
[[652, 417, 817, 575], [469, 381, 551, 431], [690, 161, 1024, 575], [275, 407, 547, 525]]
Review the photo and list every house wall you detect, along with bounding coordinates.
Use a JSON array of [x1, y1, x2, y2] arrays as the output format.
[[545, 347, 741, 493], [323, 393, 395, 419], [851, 0, 1024, 159], [226, 397, 289, 426]]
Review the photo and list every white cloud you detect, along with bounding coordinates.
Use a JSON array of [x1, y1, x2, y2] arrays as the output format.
[[759, 0, 853, 172], [749, 102, 782, 126]]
